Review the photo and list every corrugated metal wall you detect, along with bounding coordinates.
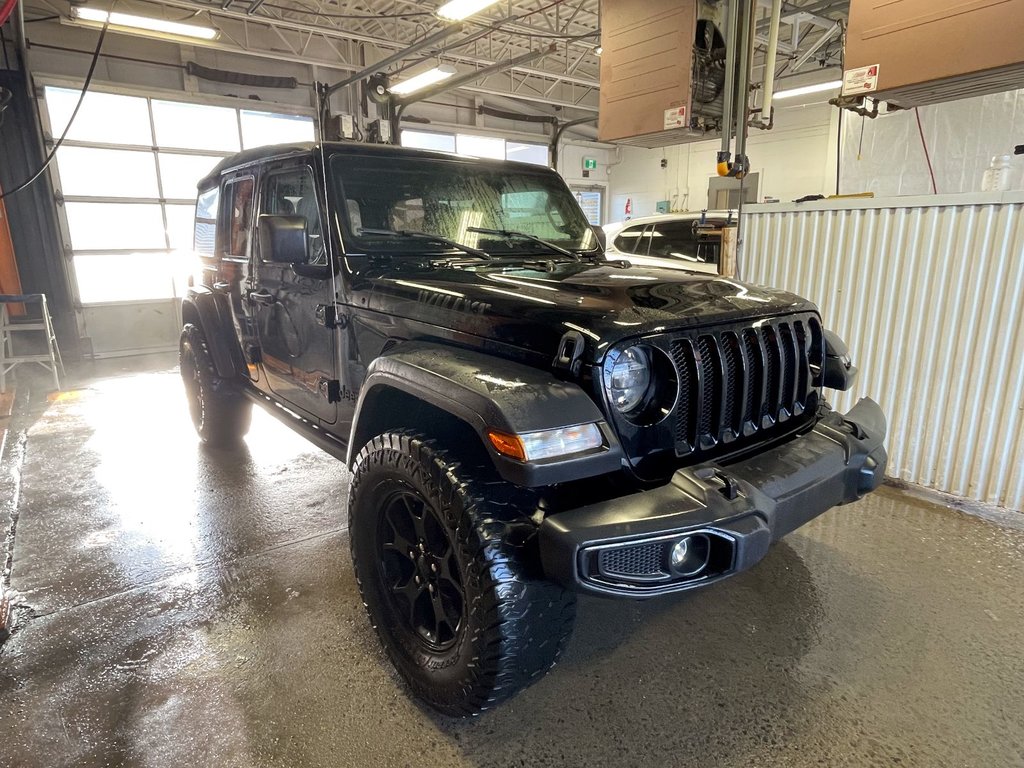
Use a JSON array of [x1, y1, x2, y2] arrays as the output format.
[[742, 193, 1024, 511]]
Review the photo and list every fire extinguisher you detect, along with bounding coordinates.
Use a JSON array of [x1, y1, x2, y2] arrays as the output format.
[[624, 197, 632, 220]]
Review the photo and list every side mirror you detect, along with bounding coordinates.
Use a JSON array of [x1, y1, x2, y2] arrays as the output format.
[[822, 329, 859, 390], [258, 214, 308, 265]]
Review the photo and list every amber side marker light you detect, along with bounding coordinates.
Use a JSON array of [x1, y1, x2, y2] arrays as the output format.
[[487, 424, 604, 462], [487, 430, 527, 461]]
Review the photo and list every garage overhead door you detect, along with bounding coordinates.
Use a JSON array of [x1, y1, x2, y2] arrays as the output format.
[[42, 84, 315, 356]]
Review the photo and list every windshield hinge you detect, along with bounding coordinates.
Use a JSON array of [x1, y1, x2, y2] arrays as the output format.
[[318, 378, 342, 403], [552, 330, 586, 377], [316, 303, 349, 329]]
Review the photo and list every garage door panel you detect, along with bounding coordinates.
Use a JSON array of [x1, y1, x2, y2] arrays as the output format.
[[65, 203, 167, 251]]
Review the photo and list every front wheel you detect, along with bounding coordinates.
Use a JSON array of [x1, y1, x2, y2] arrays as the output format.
[[349, 432, 576, 716], [179, 323, 252, 447]]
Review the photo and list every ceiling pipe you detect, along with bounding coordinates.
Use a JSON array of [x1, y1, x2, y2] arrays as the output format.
[[755, 0, 783, 128], [324, 23, 465, 98], [550, 116, 597, 170], [388, 45, 557, 143], [476, 92, 600, 138], [717, 0, 739, 174], [733, 0, 757, 163], [392, 44, 557, 108]]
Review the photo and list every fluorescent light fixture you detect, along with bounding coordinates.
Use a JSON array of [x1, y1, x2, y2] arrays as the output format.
[[773, 79, 842, 100], [72, 6, 219, 39], [388, 65, 458, 96], [594, 46, 603, 55], [435, 0, 500, 21]]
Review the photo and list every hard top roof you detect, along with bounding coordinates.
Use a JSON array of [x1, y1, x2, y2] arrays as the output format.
[[198, 141, 554, 190]]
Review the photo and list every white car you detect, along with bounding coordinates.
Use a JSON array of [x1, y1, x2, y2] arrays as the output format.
[[602, 211, 736, 275]]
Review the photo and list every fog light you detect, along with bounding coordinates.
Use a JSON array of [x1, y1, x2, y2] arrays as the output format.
[[669, 534, 711, 577]]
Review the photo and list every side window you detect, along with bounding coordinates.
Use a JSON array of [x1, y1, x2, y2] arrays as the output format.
[[648, 220, 722, 265], [194, 186, 219, 256], [261, 167, 326, 265], [649, 220, 699, 260], [613, 225, 650, 255], [223, 177, 255, 259]]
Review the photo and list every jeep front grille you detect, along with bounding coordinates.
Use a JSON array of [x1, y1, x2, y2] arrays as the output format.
[[667, 314, 823, 457]]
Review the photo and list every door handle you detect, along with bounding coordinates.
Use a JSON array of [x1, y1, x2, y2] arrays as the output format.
[[248, 290, 275, 306], [213, 281, 230, 291]]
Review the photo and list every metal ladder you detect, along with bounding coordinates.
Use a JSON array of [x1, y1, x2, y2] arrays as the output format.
[[0, 294, 65, 392]]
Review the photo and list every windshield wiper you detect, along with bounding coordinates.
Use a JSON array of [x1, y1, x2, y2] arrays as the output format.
[[358, 228, 491, 260], [466, 227, 579, 260]]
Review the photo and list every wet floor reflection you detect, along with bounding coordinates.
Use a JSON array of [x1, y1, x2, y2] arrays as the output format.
[[1, 369, 1022, 767]]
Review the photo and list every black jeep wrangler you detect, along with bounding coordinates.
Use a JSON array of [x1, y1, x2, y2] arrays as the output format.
[[180, 142, 887, 716]]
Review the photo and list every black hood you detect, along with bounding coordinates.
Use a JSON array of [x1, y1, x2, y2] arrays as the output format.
[[366, 261, 817, 363]]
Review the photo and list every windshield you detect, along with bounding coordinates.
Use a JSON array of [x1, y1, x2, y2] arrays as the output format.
[[331, 153, 598, 257]]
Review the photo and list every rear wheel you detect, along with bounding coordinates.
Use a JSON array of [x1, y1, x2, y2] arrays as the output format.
[[179, 323, 251, 446], [349, 431, 576, 716]]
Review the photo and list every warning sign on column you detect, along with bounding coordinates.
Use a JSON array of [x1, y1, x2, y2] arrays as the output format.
[[842, 64, 879, 95]]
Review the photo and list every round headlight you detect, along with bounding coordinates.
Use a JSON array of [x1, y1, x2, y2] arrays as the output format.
[[604, 345, 651, 413]]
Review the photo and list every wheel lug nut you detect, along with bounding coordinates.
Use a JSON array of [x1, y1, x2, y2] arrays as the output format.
[[430, 563, 438, 573], [414, 575, 421, 584], [428, 583, 435, 593]]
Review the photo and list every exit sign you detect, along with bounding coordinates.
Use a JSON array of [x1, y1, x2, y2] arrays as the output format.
[[582, 157, 598, 170]]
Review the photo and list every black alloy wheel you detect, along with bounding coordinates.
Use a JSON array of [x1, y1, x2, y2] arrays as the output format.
[[377, 487, 465, 652], [349, 431, 576, 716], [179, 323, 252, 446]]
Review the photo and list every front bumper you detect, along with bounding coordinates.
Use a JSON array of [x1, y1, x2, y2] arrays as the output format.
[[539, 398, 888, 598]]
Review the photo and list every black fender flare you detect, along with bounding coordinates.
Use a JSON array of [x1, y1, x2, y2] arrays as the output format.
[[181, 287, 246, 381], [347, 341, 624, 487]]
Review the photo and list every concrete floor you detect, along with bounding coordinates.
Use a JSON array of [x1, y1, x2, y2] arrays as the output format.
[[1, 359, 1023, 768]]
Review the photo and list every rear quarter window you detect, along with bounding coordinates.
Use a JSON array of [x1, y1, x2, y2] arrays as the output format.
[[194, 186, 219, 256]]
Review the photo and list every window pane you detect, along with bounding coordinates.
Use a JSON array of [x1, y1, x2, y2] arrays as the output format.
[[240, 110, 314, 148], [261, 168, 325, 264], [649, 221, 697, 259], [506, 142, 548, 166], [65, 203, 167, 250], [55, 146, 159, 198], [44, 87, 152, 145], [401, 130, 456, 153], [224, 178, 255, 258], [613, 226, 650, 255], [574, 190, 602, 225], [74, 252, 180, 303], [456, 134, 505, 160], [193, 188, 218, 256], [158, 153, 222, 200], [165, 204, 196, 251], [152, 100, 240, 152]]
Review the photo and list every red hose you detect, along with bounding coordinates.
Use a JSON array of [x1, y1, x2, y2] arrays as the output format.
[[0, 0, 19, 28]]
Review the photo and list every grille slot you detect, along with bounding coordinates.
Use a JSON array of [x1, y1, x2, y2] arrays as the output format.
[[742, 329, 763, 426], [779, 323, 797, 412], [697, 336, 719, 438], [670, 339, 698, 450], [666, 314, 818, 456], [598, 542, 667, 578], [721, 332, 741, 435], [763, 325, 781, 417]]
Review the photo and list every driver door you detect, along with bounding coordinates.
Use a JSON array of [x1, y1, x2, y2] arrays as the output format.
[[251, 162, 338, 424]]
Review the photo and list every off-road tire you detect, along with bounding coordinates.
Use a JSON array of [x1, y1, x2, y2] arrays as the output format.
[[349, 431, 576, 716], [179, 323, 252, 447]]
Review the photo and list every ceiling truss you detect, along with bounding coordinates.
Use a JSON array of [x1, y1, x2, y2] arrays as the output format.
[[22, 0, 848, 119]]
